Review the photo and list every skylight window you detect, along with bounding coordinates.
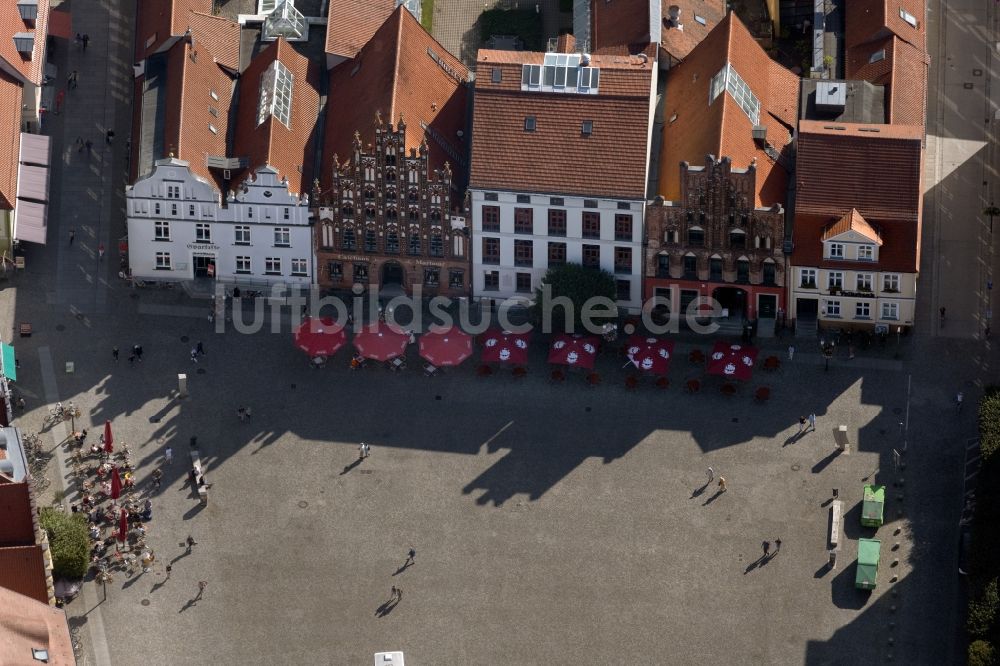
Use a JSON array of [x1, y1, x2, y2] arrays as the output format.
[[899, 8, 917, 28], [694, 14, 707, 26], [708, 63, 760, 125], [521, 53, 598, 94], [581, 120, 593, 135], [257, 60, 294, 128], [869, 49, 886, 63], [524, 116, 536, 132]]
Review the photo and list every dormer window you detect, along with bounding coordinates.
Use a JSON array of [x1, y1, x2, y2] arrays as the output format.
[[828, 242, 844, 259], [524, 116, 536, 132], [17, 0, 37, 21], [899, 8, 918, 28], [13, 33, 33, 54], [858, 244, 875, 261]]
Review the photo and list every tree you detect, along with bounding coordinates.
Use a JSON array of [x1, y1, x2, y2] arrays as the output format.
[[970, 640, 997, 666], [39, 507, 89, 579], [533, 263, 617, 334]]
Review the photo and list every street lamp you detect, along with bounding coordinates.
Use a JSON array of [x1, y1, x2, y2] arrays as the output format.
[[984, 203, 1000, 234]]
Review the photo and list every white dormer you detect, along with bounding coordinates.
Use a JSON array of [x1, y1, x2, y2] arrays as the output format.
[[821, 208, 882, 262]]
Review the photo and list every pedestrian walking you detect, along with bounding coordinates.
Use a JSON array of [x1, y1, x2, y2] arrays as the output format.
[[405, 547, 416, 565], [706, 466, 714, 484], [112, 346, 119, 361], [787, 345, 795, 361], [244, 406, 252, 421], [134, 344, 143, 361], [957, 391, 964, 414], [798, 416, 806, 434], [164, 447, 173, 465], [195, 580, 207, 600], [105, 129, 115, 144], [81, 34, 89, 50], [359, 442, 368, 459], [98, 243, 105, 260], [717, 476, 727, 492], [74, 33, 82, 49], [16, 397, 25, 411], [196, 341, 205, 356], [151, 468, 162, 489], [75, 136, 84, 152], [68, 228, 75, 246], [774, 538, 782, 553], [84, 139, 93, 153], [165, 564, 172, 578], [808, 413, 816, 432], [762, 540, 770, 557], [128, 351, 136, 365], [54, 90, 64, 114], [390, 586, 401, 602], [186, 535, 197, 553], [190, 348, 198, 363], [67, 71, 78, 89], [237, 406, 245, 422]]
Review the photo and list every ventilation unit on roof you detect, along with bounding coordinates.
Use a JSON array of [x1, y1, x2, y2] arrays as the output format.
[[665, 4, 682, 29], [815, 81, 846, 113]]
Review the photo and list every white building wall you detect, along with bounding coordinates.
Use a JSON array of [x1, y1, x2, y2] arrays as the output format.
[[788, 264, 917, 328], [469, 189, 644, 313]]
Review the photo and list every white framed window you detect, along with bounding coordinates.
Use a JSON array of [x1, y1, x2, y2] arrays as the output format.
[[154, 221, 170, 241], [283, 208, 290, 220], [165, 184, 181, 199], [235, 256, 251, 274], [257, 60, 294, 128], [828, 242, 844, 259], [235, 226, 251, 245], [800, 268, 817, 287], [827, 271, 844, 289], [188, 204, 195, 217], [170, 203, 178, 216], [264, 257, 281, 275], [154, 202, 161, 215], [291, 258, 308, 276], [247, 207, 253, 219], [899, 7, 918, 28], [274, 227, 290, 246], [882, 302, 899, 319], [855, 302, 871, 318], [195, 223, 211, 242], [155, 252, 171, 270], [858, 245, 874, 261], [856, 273, 873, 291], [826, 300, 841, 317], [883, 273, 900, 292]]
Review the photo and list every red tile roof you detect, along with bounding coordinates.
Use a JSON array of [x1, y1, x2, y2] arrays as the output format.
[[0, 72, 22, 211], [793, 211, 917, 273], [469, 50, 653, 199], [845, 0, 924, 51], [325, 0, 396, 59], [821, 208, 882, 244], [590, 0, 654, 53], [0, 0, 49, 86], [232, 38, 321, 197], [846, 34, 927, 127], [0, 587, 74, 664], [0, 481, 34, 545], [187, 12, 240, 72], [0, 545, 47, 604], [659, 0, 727, 62], [322, 7, 470, 189], [657, 11, 799, 207], [135, 0, 213, 61]]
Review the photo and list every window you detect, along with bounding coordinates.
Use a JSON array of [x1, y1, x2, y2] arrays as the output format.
[[683, 254, 697, 278], [484, 192, 499, 202], [828, 271, 844, 289], [264, 257, 281, 275], [189, 204, 196, 217], [247, 207, 253, 219], [883, 273, 900, 292], [657, 254, 670, 277], [484, 270, 499, 291], [616, 279, 631, 301], [273, 227, 290, 247], [828, 242, 844, 259], [165, 184, 181, 199], [582, 244, 600, 268], [826, 300, 841, 317], [516, 272, 532, 293], [449, 269, 464, 289], [694, 13, 706, 25], [800, 268, 817, 287], [283, 208, 290, 220], [855, 302, 871, 318], [514, 239, 533, 267], [548, 209, 567, 236], [364, 228, 377, 252], [257, 60, 294, 128], [762, 261, 776, 285], [524, 116, 536, 132], [170, 203, 178, 216], [688, 227, 704, 247], [155, 252, 171, 270], [548, 242, 566, 266], [729, 230, 746, 249], [208, 124, 218, 135], [617, 202, 631, 211], [882, 302, 899, 320], [614, 247, 631, 274], [899, 7, 918, 27], [708, 63, 760, 124], [364, 187, 376, 201], [736, 258, 750, 283], [195, 223, 211, 242], [385, 231, 399, 254], [429, 233, 443, 257], [581, 120, 593, 136], [424, 267, 440, 286], [582, 212, 601, 239], [235, 256, 251, 274], [709, 257, 723, 281], [353, 263, 369, 283], [550, 197, 564, 206], [858, 245, 874, 261], [869, 49, 886, 64], [328, 261, 343, 280], [856, 273, 873, 291], [482, 205, 500, 232], [482, 237, 500, 264], [491, 67, 502, 83], [342, 228, 357, 251], [584, 199, 598, 209], [514, 208, 533, 234], [154, 202, 161, 215], [408, 232, 421, 255], [154, 221, 170, 241], [614, 214, 632, 241]]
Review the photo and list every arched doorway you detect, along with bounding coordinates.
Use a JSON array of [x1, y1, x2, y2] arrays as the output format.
[[381, 260, 404, 286], [712, 286, 748, 319]]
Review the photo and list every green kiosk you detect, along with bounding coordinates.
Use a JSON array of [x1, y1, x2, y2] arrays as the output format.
[[855, 538, 882, 590], [860, 484, 886, 528]]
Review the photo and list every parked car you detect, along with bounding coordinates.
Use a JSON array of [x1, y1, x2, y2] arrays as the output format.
[[855, 538, 882, 590], [860, 484, 885, 528]]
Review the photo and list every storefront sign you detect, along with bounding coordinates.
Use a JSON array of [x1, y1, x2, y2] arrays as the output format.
[[187, 243, 220, 251]]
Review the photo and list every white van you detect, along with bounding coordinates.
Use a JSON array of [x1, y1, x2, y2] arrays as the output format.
[[373, 651, 404, 666]]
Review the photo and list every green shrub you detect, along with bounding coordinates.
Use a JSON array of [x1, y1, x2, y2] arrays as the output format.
[[420, 0, 433, 31], [39, 508, 90, 579], [980, 388, 1000, 462], [532, 263, 617, 334], [970, 640, 996, 666], [970, 579, 1000, 637]]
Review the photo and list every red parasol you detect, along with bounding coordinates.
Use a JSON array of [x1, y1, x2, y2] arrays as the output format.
[[547, 334, 599, 370], [707, 341, 759, 381], [480, 329, 531, 365], [352, 322, 410, 362], [116, 508, 128, 543], [109, 466, 122, 500], [418, 326, 473, 367], [103, 420, 113, 454], [293, 317, 347, 357], [624, 335, 675, 375]]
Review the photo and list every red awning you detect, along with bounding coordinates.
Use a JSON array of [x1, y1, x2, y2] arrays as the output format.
[[547, 334, 599, 370], [419, 326, 473, 367], [707, 342, 759, 381], [353, 322, 409, 361], [624, 335, 675, 375], [481, 329, 530, 365], [293, 317, 346, 357]]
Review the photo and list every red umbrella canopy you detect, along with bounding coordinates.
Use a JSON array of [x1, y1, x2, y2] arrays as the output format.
[[103, 420, 113, 453], [294, 317, 347, 357], [110, 466, 122, 500], [707, 342, 759, 380], [625, 335, 675, 375], [418, 327, 473, 367], [481, 329, 531, 365], [547, 334, 599, 370], [353, 322, 410, 361], [117, 508, 128, 543]]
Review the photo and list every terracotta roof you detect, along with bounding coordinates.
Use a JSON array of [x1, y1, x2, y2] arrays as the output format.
[[659, 0, 727, 62], [135, 0, 213, 61], [885, 37, 927, 127], [0, 72, 22, 210], [795, 120, 923, 222], [0, 0, 49, 86], [469, 49, 653, 199], [845, 0, 924, 51], [186, 12, 240, 71], [322, 7, 470, 189], [0, 586, 73, 664], [821, 208, 882, 244], [325, 0, 396, 59], [657, 12, 799, 207], [793, 211, 917, 272], [0, 545, 47, 604], [0, 481, 34, 545], [590, 0, 655, 53], [232, 38, 321, 197]]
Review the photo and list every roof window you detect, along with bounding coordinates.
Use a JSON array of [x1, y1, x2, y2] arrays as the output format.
[[521, 53, 599, 95], [899, 8, 918, 28], [581, 120, 593, 136], [257, 60, 294, 128], [708, 63, 760, 125], [491, 67, 502, 83], [869, 49, 885, 63], [524, 116, 536, 132], [208, 124, 218, 135], [694, 14, 706, 26], [210, 90, 219, 101]]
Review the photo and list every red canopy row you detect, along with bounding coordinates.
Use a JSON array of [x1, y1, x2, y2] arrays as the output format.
[[625, 335, 675, 376], [547, 334, 599, 370], [707, 341, 759, 381]]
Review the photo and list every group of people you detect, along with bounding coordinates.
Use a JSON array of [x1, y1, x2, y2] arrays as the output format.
[[236, 406, 252, 422]]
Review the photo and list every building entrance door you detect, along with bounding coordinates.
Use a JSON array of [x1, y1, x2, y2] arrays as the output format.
[[758, 294, 777, 318], [381, 261, 404, 286], [193, 256, 215, 278]]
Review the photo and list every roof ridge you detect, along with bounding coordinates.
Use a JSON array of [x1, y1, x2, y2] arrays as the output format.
[[388, 7, 405, 126]]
